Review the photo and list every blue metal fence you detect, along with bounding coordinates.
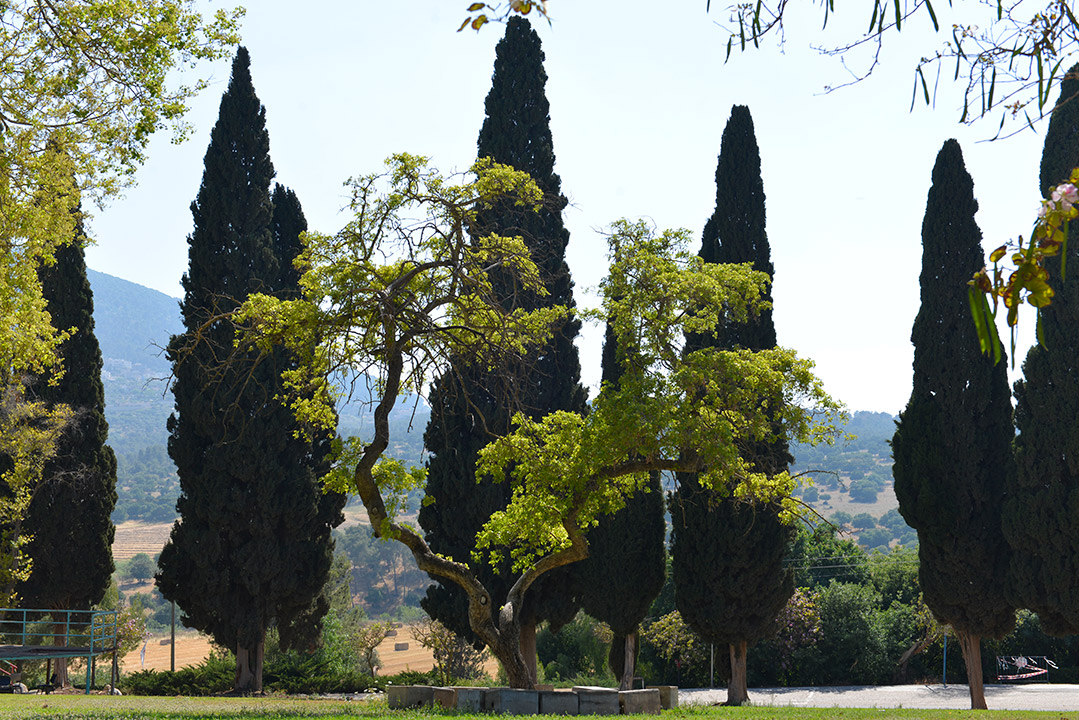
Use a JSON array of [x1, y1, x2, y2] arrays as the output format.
[[0, 608, 119, 693]]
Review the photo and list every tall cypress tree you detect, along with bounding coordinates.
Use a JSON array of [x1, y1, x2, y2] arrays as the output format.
[[1005, 65, 1079, 638], [575, 319, 666, 690], [20, 211, 117, 686], [420, 17, 587, 679], [892, 139, 1015, 711], [671, 105, 793, 706], [156, 48, 344, 693]]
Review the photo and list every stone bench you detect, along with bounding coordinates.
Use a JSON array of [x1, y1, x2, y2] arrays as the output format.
[[387, 684, 674, 715]]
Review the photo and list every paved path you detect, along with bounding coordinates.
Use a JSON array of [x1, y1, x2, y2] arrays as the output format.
[[681, 684, 1079, 712]]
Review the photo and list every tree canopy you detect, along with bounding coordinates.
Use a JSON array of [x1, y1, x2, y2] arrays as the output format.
[[892, 138, 1016, 711], [1006, 69, 1079, 638], [238, 155, 841, 688], [156, 47, 344, 694], [672, 104, 793, 707], [0, 0, 240, 381], [20, 208, 118, 622]]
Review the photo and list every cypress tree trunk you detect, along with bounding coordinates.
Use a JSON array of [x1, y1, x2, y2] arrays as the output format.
[[957, 631, 986, 710], [726, 641, 749, 706], [51, 630, 68, 688], [619, 632, 637, 691]]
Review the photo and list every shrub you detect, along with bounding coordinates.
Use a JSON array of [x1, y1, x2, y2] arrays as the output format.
[[850, 513, 877, 530], [814, 582, 891, 685], [858, 528, 892, 551], [849, 480, 880, 503], [121, 650, 234, 695], [537, 612, 609, 682]]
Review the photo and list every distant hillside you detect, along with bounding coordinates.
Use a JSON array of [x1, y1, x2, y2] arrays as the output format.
[[791, 410, 913, 551], [88, 269, 182, 376], [88, 270, 182, 522], [88, 269, 429, 523]]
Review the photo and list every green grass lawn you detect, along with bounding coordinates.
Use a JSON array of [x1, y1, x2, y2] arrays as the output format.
[[0, 696, 1073, 720]]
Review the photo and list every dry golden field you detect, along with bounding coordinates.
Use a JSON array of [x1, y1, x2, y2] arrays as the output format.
[[121, 633, 215, 672], [113, 521, 173, 561], [110, 517, 490, 678]]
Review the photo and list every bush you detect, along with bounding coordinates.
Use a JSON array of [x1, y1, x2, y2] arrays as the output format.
[[121, 650, 235, 695], [750, 588, 822, 687], [813, 582, 893, 685], [851, 513, 877, 530], [858, 528, 892, 551], [537, 612, 610, 682], [121, 647, 383, 695], [639, 612, 710, 688], [849, 479, 880, 503]]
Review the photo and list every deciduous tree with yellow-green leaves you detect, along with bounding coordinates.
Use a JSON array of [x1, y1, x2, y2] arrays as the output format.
[[238, 153, 842, 689], [1, 0, 240, 380], [0, 0, 238, 602]]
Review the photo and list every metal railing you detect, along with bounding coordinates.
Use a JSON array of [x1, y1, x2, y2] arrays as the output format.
[[0, 608, 117, 651], [0, 608, 119, 693]]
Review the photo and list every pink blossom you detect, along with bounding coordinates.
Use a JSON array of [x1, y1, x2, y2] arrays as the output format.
[[1052, 183, 1079, 207]]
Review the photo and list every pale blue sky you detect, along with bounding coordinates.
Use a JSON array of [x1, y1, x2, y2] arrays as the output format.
[[86, 1, 1045, 414]]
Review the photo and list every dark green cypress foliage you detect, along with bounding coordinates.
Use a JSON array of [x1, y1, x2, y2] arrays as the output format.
[[20, 213, 117, 613], [1006, 67, 1079, 636], [892, 139, 1015, 709], [155, 48, 343, 691], [420, 16, 587, 652], [267, 182, 347, 650], [575, 320, 666, 686], [1039, 64, 1079, 198], [670, 106, 793, 705]]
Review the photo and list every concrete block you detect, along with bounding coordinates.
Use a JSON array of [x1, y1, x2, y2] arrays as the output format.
[[539, 689, 578, 715], [386, 685, 433, 709], [455, 687, 488, 712], [432, 687, 457, 709], [485, 687, 539, 714], [572, 686, 620, 715], [619, 689, 661, 715], [646, 686, 678, 710]]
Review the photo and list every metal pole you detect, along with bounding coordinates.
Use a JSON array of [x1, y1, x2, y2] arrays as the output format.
[[170, 601, 176, 672], [942, 631, 948, 687], [710, 644, 714, 688]]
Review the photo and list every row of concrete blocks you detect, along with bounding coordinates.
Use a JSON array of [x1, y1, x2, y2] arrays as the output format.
[[385, 684, 678, 715]]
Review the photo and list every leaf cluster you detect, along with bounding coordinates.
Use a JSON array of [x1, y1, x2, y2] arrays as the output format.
[[970, 169, 1078, 363], [475, 220, 844, 571], [237, 153, 566, 475], [0, 380, 71, 603], [715, 1, 1079, 134], [458, 1, 548, 33], [0, 0, 240, 380]]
